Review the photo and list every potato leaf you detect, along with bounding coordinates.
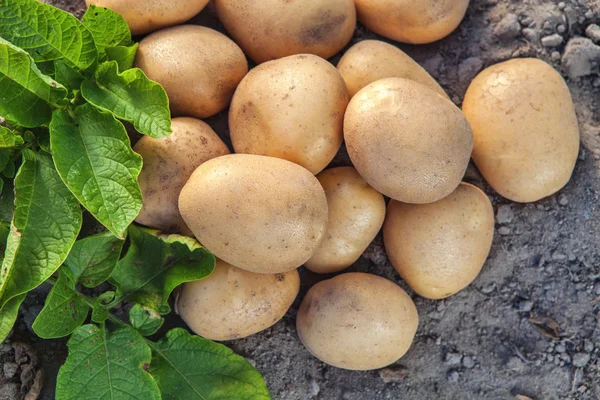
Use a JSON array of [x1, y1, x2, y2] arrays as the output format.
[[0, 0, 97, 70], [0, 126, 23, 148], [32, 268, 89, 339], [110, 225, 215, 314], [0, 37, 68, 127], [149, 328, 271, 400], [81, 61, 171, 138], [0, 150, 82, 309], [64, 231, 125, 288], [105, 44, 138, 72], [54, 60, 85, 92], [0, 179, 13, 225], [0, 293, 24, 343], [130, 304, 164, 336], [83, 5, 132, 57], [50, 104, 143, 239], [56, 324, 161, 400]]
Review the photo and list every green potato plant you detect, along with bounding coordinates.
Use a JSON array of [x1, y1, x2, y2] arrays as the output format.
[[0, 1, 270, 399]]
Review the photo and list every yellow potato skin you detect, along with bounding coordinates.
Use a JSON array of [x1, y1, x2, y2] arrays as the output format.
[[383, 183, 494, 300], [305, 167, 385, 274], [463, 58, 580, 203], [85, 0, 209, 35], [354, 0, 469, 44], [178, 154, 328, 274], [337, 40, 448, 99], [344, 77, 473, 204], [230, 54, 348, 175], [134, 25, 248, 119], [213, 0, 356, 64], [133, 118, 229, 234], [178, 259, 300, 341], [297, 273, 418, 370]]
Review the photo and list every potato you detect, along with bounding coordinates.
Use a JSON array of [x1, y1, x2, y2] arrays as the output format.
[[297, 273, 418, 370], [305, 167, 385, 274], [179, 154, 328, 274], [344, 78, 473, 204], [85, 0, 209, 35], [230, 54, 348, 174], [354, 0, 469, 44], [383, 183, 494, 300], [178, 259, 300, 340], [213, 0, 356, 64], [133, 118, 229, 234], [337, 40, 448, 99], [134, 25, 248, 119], [463, 58, 580, 203]]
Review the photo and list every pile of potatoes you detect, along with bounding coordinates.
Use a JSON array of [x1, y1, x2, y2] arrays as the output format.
[[89, 0, 581, 371]]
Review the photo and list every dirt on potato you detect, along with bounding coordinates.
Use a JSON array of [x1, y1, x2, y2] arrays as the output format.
[[4, 0, 600, 399]]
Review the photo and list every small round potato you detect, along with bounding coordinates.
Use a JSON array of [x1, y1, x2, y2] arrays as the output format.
[[135, 25, 248, 119], [354, 0, 470, 44], [383, 183, 494, 300], [178, 259, 300, 341], [230, 54, 349, 174], [297, 273, 418, 370], [344, 78, 473, 204], [134, 118, 229, 234], [179, 154, 328, 274], [463, 58, 580, 203], [337, 40, 448, 99], [305, 167, 385, 274], [85, 0, 209, 35], [213, 0, 356, 64]]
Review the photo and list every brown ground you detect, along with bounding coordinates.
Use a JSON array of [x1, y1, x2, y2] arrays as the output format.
[[4, 0, 600, 399]]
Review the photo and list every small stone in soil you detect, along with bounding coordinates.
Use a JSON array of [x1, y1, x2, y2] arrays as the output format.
[[562, 38, 600, 79], [462, 356, 475, 369], [308, 377, 320, 397], [498, 227, 511, 236], [572, 353, 590, 368], [444, 352, 462, 365], [586, 24, 600, 43], [584, 340, 594, 353], [496, 205, 514, 224], [518, 300, 534, 312], [522, 28, 539, 43], [541, 34, 564, 47], [558, 194, 569, 206], [447, 370, 459, 382], [378, 366, 409, 383], [3, 362, 18, 379], [481, 283, 496, 294], [494, 14, 521, 40]]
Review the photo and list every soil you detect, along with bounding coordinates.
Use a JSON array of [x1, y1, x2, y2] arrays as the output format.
[[3, 0, 600, 399]]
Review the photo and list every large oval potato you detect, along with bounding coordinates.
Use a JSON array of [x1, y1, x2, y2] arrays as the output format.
[[213, 0, 356, 64], [179, 154, 328, 274], [354, 0, 469, 44], [383, 183, 494, 300], [344, 78, 473, 204], [297, 273, 418, 370], [134, 118, 229, 234], [337, 40, 448, 99], [463, 58, 580, 203], [178, 259, 300, 340], [135, 25, 248, 119], [85, 0, 209, 35], [230, 54, 349, 174], [305, 167, 385, 274]]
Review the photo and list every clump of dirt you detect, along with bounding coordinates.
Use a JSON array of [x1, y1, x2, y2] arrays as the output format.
[[8, 0, 600, 399]]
